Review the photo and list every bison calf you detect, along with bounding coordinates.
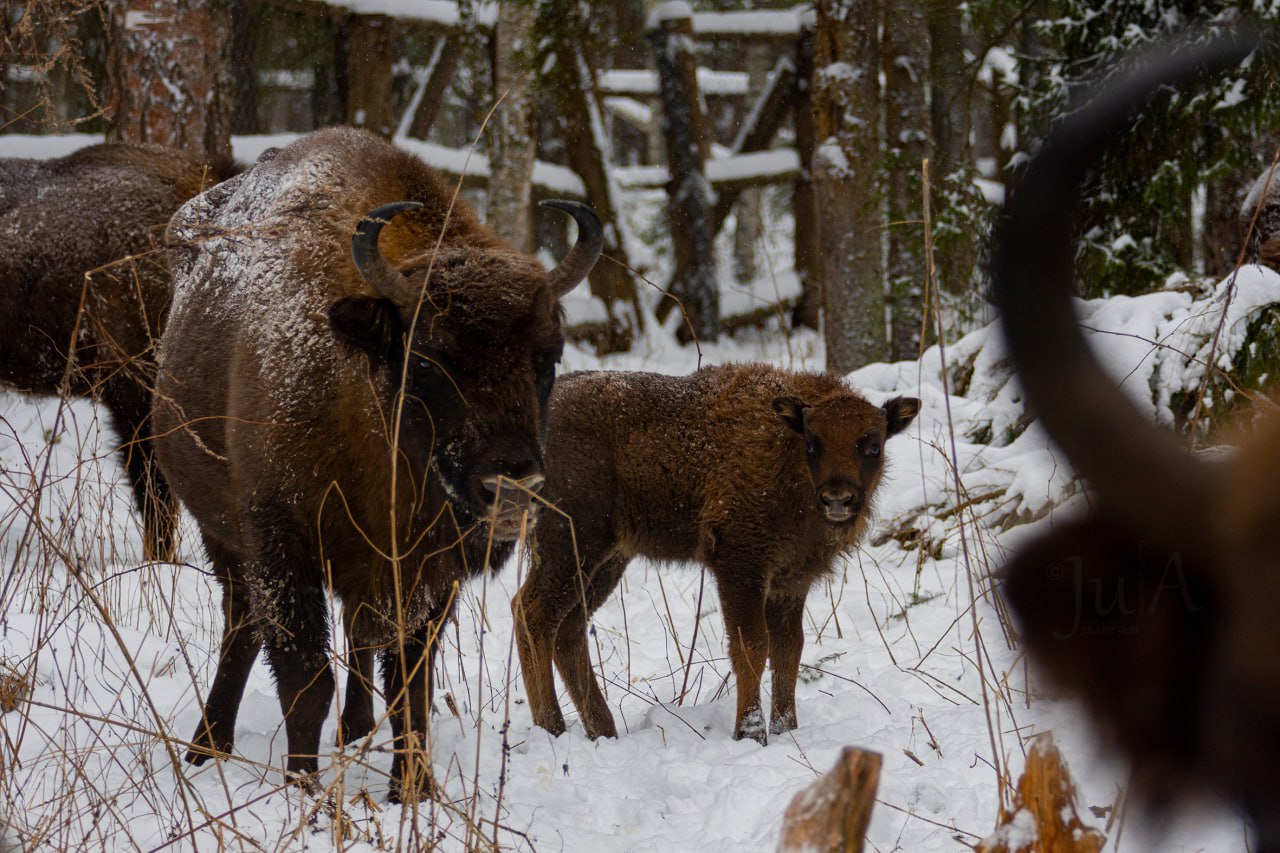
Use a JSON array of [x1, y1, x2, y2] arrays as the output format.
[[515, 364, 918, 743], [0, 143, 236, 560]]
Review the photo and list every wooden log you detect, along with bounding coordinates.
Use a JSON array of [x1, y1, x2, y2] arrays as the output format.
[[714, 53, 798, 235], [777, 747, 882, 853], [976, 734, 1106, 853], [647, 3, 718, 339], [405, 35, 464, 140]]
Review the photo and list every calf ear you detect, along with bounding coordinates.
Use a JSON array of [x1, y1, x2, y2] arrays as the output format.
[[883, 396, 921, 435], [772, 396, 810, 434], [329, 296, 404, 361]]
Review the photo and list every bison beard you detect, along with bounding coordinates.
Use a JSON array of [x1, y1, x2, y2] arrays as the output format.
[[153, 127, 600, 797], [988, 28, 1280, 849], [514, 364, 919, 744]]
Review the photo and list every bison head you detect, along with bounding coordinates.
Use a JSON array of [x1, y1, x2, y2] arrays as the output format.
[[329, 199, 602, 540], [772, 394, 919, 525]]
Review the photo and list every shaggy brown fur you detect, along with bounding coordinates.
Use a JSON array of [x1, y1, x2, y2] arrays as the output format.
[[0, 143, 236, 560], [514, 363, 918, 743], [153, 126, 599, 796], [991, 33, 1280, 851]]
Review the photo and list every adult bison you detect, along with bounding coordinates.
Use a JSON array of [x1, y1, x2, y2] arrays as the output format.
[[154, 127, 601, 797], [0, 143, 236, 560], [515, 364, 918, 744], [990, 30, 1280, 849]]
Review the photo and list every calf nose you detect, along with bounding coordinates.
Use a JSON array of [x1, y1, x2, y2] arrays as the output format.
[[819, 485, 860, 521]]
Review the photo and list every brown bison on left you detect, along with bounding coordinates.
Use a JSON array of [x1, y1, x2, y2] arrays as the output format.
[[515, 364, 918, 744], [154, 127, 601, 797], [0, 143, 237, 560]]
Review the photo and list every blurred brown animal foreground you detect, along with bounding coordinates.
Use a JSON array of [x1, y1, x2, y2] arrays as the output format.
[[777, 747, 882, 853], [515, 363, 919, 745], [0, 143, 236, 561], [154, 126, 601, 798], [991, 27, 1280, 850]]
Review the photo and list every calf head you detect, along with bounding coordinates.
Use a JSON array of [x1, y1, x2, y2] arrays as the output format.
[[773, 393, 919, 524], [330, 200, 602, 539]]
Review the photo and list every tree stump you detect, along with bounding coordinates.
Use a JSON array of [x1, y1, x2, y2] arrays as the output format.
[[777, 747, 882, 853], [976, 735, 1106, 853]]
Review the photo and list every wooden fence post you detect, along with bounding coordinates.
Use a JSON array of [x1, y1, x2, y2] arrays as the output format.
[[647, 2, 718, 341], [778, 747, 882, 853]]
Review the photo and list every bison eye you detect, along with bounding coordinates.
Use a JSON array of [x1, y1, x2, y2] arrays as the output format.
[[805, 439, 817, 457], [863, 440, 881, 458]]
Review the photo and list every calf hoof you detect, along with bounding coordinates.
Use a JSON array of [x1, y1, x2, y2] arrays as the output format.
[[582, 714, 619, 741], [733, 707, 768, 745], [770, 710, 797, 736], [532, 708, 568, 737]]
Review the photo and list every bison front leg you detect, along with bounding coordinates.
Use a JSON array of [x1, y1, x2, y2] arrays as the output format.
[[188, 557, 258, 764], [250, 559, 336, 788], [765, 593, 806, 735], [380, 615, 444, 802], [551, 553, 630, 740], [339, 638, 377, 745], [717, 573, 770, 745]]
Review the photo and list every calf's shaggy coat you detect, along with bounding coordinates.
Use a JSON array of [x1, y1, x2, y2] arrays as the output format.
[[0, 143, 236, 559], [515, 363, 918, 743], [154, 127, 600, 795]]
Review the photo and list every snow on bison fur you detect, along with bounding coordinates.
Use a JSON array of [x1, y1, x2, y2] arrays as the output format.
[[0, 143, 236, 560], [153, 126, 601, 796], [514, 363, 919, 744]]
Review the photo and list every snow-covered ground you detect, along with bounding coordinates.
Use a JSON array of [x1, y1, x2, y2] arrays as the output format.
[[1, 261, 1276, 850]]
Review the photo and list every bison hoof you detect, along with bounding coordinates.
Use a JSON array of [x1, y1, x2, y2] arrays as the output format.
[[388, 757, 435, 803], [770, 710, 797, 736], [338, 711, 375, 745], [533, 710, 568, 738], [284, 768, 322, 796], [185, 728, 234, 765]]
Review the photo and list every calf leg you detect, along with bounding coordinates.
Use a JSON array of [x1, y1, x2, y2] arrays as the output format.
[[717, 572, 770, 744], [187, 543, 258, 764], [765, 593, 807, 735], [515, 514, 614, 737], [553, 554, 629, 740]]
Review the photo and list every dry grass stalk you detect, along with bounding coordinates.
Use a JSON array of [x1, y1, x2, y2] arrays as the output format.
[[975, 734, 1105, 853], [0, 663, 29, 715], [776, 746, 881, 853]]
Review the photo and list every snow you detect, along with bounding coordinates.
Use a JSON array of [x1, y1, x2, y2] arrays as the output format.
[[313, 0, 496, 29], [1, 258, 1271, 848], [691, 10, 805, 37], [599, 68, 751, 97]]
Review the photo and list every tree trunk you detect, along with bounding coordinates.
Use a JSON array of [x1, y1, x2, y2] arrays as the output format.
[[648, 4, 718, 342], [106, 0, 233, 160], [927, 0, 975, 296], [884, 0, 931, 361], [813, 0, 884, 372], [344, 13, 396, 137], [230, 0, 257, 134], [792, 23, 821, 331], [489, 0, 538, 251]]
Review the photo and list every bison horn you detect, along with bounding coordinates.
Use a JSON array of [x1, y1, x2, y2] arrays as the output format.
[[351, 201, 425, 303], [541, 199, 604, 298], [992, 31, 1255, 551]]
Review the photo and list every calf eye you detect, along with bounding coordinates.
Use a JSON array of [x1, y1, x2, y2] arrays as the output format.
[[805, 440, 817, 457], [863, 440, 881, 458]]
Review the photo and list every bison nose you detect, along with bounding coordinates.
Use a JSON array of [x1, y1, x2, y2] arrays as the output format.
[[479, 472, 545, 515], [819, 486, 860, 522]]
